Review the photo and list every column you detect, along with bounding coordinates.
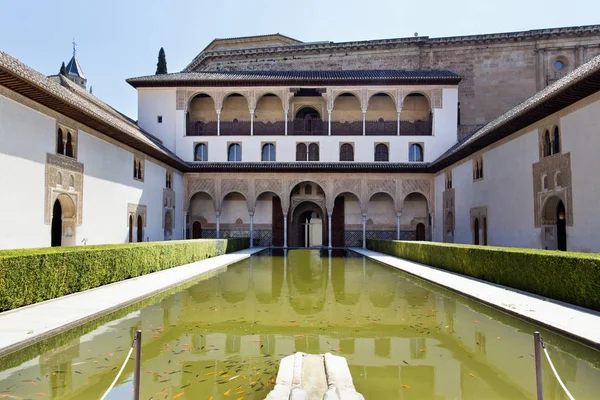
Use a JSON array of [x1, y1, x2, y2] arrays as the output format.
[[328, 211, 332, 249], [430, 212, 434, 242], [397, 111, 401, 136], [249, 212, 254, 248], [362, 214, 367, 249], [396, 212, 401, 240], [250, 109, 255, 136], [283, 212, 288, 248], [328, 110, 332, 136], [183, 212, 188, 239], [216, 213, 220, 239], [217, 112, 221, 136], [362, 111, 366, 136], [284, 112, 288, 136]]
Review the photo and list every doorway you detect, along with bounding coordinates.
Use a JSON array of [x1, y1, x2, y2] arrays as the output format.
[[51, 200, 62, 247]]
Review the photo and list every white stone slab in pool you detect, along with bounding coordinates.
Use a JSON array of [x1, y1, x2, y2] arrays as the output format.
[[0, 247, 264, 357]]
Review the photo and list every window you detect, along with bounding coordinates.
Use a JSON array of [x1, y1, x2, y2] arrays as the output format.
[[473, 157, 484, 180], [544, 130, 552, 157], [543, 175, 548, 190], [194, 143, 208, 161], [409, 143, 423, 162], [65, 132, 74, 158], [134, 157, 144, 181], [304, 184, 312, 195], [262, 143, 276, 161], [374, 143, 389, 162], [166, 171, 172, 189], [308, 143, 319, 161], [473, 218, 480, 245], [553, 126, 561, 154], [554, 60, 564, 71], [340, 143, 354, 161], [228, 143, 241, 161], [555, 171, 562, 188], [57, 128, 64, 155], [296, 143, 307, 161], [446, 170, 453, 189], [157, 115, 163, 123]]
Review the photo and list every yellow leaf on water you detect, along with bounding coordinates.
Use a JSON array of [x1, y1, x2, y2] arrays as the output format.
[[469, 373, 477, 378], [401, 384, 410, 389]]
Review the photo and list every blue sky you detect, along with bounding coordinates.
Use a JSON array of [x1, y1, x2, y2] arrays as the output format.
[[1, 0, 597, 119]]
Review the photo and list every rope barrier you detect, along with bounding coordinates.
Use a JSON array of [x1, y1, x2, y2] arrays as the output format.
[[541, 340, 576, 400], [99, 337, 136, 400]]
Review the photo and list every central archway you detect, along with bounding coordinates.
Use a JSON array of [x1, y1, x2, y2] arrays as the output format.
[[291, 201, 325, 247], [542, 196, 567, 251]]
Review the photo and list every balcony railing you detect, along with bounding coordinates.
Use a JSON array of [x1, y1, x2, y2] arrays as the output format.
[[186, 118, 432, 136]]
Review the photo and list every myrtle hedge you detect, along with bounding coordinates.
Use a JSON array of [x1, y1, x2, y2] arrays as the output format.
[[0, 238, 249, 312], [367, 239, 600, 311]]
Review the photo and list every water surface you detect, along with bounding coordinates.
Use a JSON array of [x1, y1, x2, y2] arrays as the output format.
[[0, 249, 598, 399]]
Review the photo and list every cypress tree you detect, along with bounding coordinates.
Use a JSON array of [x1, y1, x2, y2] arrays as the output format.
[[59, 62, 67, 75], [156, 47, 167, 75]]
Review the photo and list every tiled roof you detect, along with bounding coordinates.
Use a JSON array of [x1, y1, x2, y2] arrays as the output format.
[[431, 53, 600, 169], [0, 51, 187, 170], [187, 161, 432, 173], [127, 69, 460, 87], [65, 55, 85, 79]]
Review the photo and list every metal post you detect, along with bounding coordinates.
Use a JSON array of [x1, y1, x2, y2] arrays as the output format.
[[133, 330, 142, 400], [534, 331, 544, 400]]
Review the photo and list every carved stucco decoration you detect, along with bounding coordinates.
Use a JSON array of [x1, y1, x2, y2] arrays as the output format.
[[401, 179, 432, 206], [287, 177, 330, 199], [185, 178, 216, 211], [255, 179, 284, 199], [128, 203, 147, 227], [176, 90, 186, 110], [162, 189, 175, 228], [442, 188, 456, 243], [221, 179, 249, 200], [532, 152, 573, 227], [469, 206, 488, 232], [290, 196, 327, 218], [44, 153, 84, 225], [366, 179, 397, 207], [333, 179, 362, 201]]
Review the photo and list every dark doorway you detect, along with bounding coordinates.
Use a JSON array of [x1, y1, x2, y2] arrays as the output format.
[[416, 223, 426, 241], [272, 196, 284, 246], [129, 215, 134, 243], [137, 215, 143, 242], [483, 217, 488, 246], [51, 199, 62, 247], [557, 200, 567, 251], [331, 196, 345, 247], [473, 218, 480, 245], [192, 221, 202, 239]]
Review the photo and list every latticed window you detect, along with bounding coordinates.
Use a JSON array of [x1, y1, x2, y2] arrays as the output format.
[[340, 143, 354, 161], [296, 143, 307, 161], [228, 143, 241, 161], [308, 143, 319, 161], [374, 143, 389, 161], [409, 143, 423, 162], [262, 143, 276, 161], [195, 143, 208, 161]]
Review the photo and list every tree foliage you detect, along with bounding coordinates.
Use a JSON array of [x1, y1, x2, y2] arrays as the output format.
[[156, 47, 168, 75], [59, 61, 66, 75]]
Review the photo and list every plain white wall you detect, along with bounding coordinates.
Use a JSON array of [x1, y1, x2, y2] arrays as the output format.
[[137, 89, 177, 153]]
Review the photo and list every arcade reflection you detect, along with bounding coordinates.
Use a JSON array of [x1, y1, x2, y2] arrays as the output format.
[[0, 249, 599, 400]]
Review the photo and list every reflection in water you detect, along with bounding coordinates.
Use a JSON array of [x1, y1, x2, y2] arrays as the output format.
[[0, 249, 599, 400]]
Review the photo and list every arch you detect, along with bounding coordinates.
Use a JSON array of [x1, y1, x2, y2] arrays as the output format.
[[367, 192, 396, 235], [290, 201, 326, 247], [473, 218, 480, 245], [51, 199, 62, 247], [221, 190, 248, 206], [339, 143, 354, 161], [332, 192, 360, 247], [255, 93, 284, 123], [192, 221, 202, 239], [57, 128, 64, 155], [366, 92, 396, 121], [228, 143, 241, 161], [128, 215, 134, 243], [543, 174, 549, 190], [308, 143, 319, 161], [261, 143, 276, 161], [555, 171, 562, 188], [409, 143, 423, 162], [544, 130, 552, 157], [187, 91, 216, 110], [57, 171, 63, 186], [402, 192, 430, 239], [374, 143, 389, 161], [553, 126, 561, 154], [194, 143, 208, 161], [332, 92, 362, 123], [296, 143, 307, 161], [222, 93, 250, 121], [367, 91, 397, 109], [541, 196, 567, 251], [221, 191, 249, 235], [65, 132, 74, 157], [416, 223, 426, 241], [137, 215, 144, 242], [401, 91, 433, 107], [51, 194, 76, 247], [295, 106, 321, 120]]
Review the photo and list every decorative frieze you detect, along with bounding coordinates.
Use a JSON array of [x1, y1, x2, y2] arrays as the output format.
[[44, 153, 84, 225]]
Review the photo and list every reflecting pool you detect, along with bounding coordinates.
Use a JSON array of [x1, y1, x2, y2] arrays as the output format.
[[0, 249, 599, 399]]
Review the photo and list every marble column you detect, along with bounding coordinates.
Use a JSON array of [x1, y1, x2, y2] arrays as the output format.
[[430, 212, 434, 242], [216, 213, 220, 239], [328, 111, 332, 136], [283, 212, 288, 248], [362, 111, 366, 136], [249, 212, 254, 248], [217, 112, 221, 136], [362, 214, 367, 249], [396, 212, 401, 240], [250, 109, 255, 136], [397, 111, 401, 136]]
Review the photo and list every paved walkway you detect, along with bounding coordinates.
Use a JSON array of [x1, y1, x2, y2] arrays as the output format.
[[0, 247, 264, 357], [352, 248, 600, 348]]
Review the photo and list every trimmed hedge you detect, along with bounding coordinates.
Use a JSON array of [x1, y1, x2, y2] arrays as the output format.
[[0, 238, 249, 311], [367, 239, 600, 311]]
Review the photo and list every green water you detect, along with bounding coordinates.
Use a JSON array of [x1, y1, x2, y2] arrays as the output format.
[[0, 249, 599, 399]]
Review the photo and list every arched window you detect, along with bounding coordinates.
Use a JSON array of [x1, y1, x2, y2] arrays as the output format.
[[340, 143, 354, 161], [409, 144, 423, 162], [128, 215, 134, 243], [228, 143, 241, 161], [137, 161, 143, 180], [57, 128, 64, 155], [137, 215, 143, 242], [553, 126, 561, 154], [133, 160, 138, 178], [296, 143, 307, 161], [304, 184, 312, 195], [195, 143, 208, 161], [261, 143, 276, 161], [65, 132, 74, 158], [473, 218, 480, 245], [483, 217, 488, 246], [555, 171, 562, 188], [374, 143, 389, 162], [544, 130, 552, 157], [543, 175, 549, 190], [308, 143, 319, 161]]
